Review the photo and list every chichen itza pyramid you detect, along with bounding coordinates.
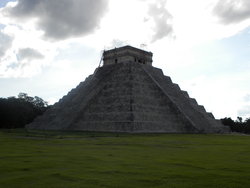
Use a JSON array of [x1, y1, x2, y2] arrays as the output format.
[[27, 46, 229, 133]]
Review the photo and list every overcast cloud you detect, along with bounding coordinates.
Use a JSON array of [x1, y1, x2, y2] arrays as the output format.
[[17, 48, 44, 61], [0, 31, 12, 57], [238, 105, 250, 117], [213, 0, 250, 24], [148, 0, 173, 42], [4, 0, 109, 40], [244, 94, 250, 102]]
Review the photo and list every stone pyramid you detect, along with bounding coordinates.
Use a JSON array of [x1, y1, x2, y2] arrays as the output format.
[[27, 46, 229, 133]]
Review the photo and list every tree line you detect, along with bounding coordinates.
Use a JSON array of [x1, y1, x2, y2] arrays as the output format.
[[0, 93, 250, 134], [221, 117, 250, 134], [0, 93, 49, 129]]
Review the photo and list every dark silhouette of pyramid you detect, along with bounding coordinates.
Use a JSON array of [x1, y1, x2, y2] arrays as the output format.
[[27, 46, 229, 133]]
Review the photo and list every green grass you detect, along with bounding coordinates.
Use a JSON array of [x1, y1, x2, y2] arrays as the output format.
[[1, 129, 250, 188]]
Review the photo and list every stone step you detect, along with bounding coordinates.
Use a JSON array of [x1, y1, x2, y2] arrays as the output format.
[[181, 90, 189, 98], [86, 104, 131, 113], [109, 75, 151, 82], [83, 108, 185, 122], [207, 112, 214, 118], [164, 76, 172, 83], [92, 94, 171, 107], [72, 120, 197, 133], [133, 112, 186, 121], [99, 87, 165, 99], [83, 112, 133, 121], [189, 98, 198, 105], [173, 83, 181, 91], [86, 103, 172, 114], [102, 83, 159, 94]]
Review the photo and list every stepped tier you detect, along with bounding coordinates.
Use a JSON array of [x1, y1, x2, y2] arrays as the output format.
[[27, 62, 229, 133]]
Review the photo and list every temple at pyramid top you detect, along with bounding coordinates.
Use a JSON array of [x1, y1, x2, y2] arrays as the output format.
[[103, 45, 153, 66]]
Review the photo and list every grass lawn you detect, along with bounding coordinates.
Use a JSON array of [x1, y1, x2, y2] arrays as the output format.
[[1, 129, 250, 188]]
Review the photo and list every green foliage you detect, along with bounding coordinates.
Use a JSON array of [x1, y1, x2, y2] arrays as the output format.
[[18, 92, 48, 108], [0, 93, 49, 129], [221, 117, 250, 134], [1, 130, 250, 188]]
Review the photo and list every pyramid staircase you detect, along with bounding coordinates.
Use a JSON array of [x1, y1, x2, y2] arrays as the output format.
[[27, 62, 229, 133]]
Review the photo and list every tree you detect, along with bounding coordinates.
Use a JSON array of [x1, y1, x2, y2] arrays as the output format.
[[236, 116, 243, 124], [221, 117, 235, 127], [0, 93, 49, 129], [33, 96, 48, 108], [18, 92, 33, 103], [244, 118, 250, 134], [221, 117, 250, 134]]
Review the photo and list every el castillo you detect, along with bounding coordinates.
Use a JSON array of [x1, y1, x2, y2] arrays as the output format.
[[27, 45, 229, 133]]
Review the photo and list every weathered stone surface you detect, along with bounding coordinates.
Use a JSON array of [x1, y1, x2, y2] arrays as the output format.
[[103, 45, 153, 66], [26, 46, 229, 133]]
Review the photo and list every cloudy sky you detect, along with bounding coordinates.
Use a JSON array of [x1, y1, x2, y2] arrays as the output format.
[[0, 0, 250, 120]]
